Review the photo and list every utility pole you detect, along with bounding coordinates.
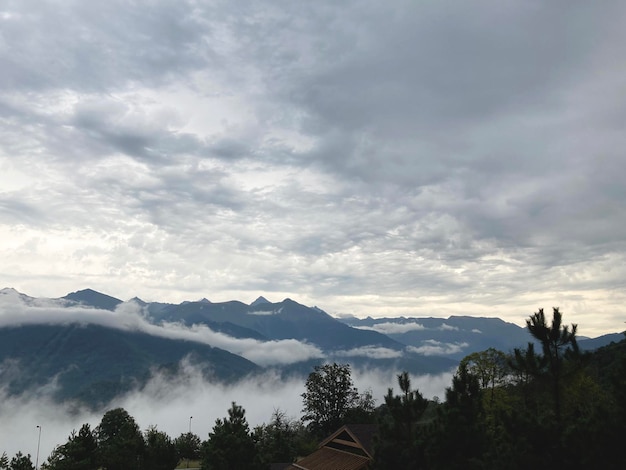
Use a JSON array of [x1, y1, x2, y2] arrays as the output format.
[[187, 416, 193, 469], [35, 425, 42, 470]]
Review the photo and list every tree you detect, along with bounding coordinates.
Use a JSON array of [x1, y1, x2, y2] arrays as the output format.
[[200, 402, 258, 470], [8, 452, 34, 470], [495, 308, 585, 469], [374, 372, 429, 469], [173, 432, 201, 465], [432, 363, 486, 470], [254, 410, 304, 467], [45, 424, 97, 470], [144, 426, 178, 470], [460, 347, 513, 440], [1, 452, 9, 470], [301, 363, 362, 437], [461, 349, 509, 400], [96, 408, 145, 470], [526, 307, 579, 424]]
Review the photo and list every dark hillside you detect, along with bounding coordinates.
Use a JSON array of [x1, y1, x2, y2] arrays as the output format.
[[0, 324, 259, 406]]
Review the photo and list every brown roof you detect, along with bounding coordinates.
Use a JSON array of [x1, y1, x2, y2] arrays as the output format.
[[318, 424, 378, 459], [285, 424, 378, 470], [289, 446, 370, 470]]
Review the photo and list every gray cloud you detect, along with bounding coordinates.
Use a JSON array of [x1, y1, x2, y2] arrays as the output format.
[[1, 0, 625, 337]]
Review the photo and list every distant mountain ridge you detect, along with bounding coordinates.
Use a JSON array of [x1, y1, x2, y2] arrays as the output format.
[[1, 287, 622, 407]]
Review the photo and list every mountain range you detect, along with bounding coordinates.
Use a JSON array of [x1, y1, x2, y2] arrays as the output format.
[[0, 287, 622, 407]]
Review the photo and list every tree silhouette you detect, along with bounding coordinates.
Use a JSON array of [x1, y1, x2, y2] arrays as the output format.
[[144, 426, 178, 470], [174, 432, 201, 465], [7, 452, 34, 470], [374, 372, 429, 469], [96, 408, 145, 470], [301, 363, 360, 437], [526, 307, 578, 424], [200, 402, 258, 470], [434, 363, 486, 470], [254, 410, 308, 467], [45, 424, 97, 470]]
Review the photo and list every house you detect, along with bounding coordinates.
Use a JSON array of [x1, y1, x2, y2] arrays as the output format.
[[287, 424, 377, 470]]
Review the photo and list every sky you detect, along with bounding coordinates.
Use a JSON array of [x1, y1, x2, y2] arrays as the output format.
[[1, 0, 625, 337]]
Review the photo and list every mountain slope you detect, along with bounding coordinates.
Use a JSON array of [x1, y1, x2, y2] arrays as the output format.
[[62, 288, 123, 311], [338, 315, 533, 359], [148, 298, 404, 351], [0, 323, 259, 406]]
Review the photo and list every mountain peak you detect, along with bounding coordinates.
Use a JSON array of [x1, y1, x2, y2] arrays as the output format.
[[0, 287, 20, 295], [129, 296, 147, 306], [63, 288, 123, 311], [250, 296, 270, 306]]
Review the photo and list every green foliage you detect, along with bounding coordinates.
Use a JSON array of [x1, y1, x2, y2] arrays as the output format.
[[525, 307, 579, 424], [96, 408, 145, 470], [200, 402, 259, 470], [253, 410, 309, 467], [344, 388, 377, 424], [144, 426, 179, 470], [0, 452, 8, 469], [8, 452, 34, 470], [173, 432, 201, 462], [301, 363, 371, 437], [461, 348, 509, 392], [425, 363, 486, 470], [45, 424, 97, 470], [374, 372, 429, 469]]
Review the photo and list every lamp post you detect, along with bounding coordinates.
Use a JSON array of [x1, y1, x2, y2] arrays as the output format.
[[35, 425, 42, 470], [187, 416, 193, 469]]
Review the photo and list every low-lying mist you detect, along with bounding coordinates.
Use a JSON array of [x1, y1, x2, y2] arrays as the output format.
[[0, 360, 454, 463]]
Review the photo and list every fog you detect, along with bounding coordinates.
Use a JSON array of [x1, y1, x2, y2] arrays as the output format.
[[0, 360, 453, 463], [0, 290, 324, 366], [407, 341, 470, 356], [0, 288, 455, 461]]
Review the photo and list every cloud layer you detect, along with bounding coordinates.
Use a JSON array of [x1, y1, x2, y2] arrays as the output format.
[[0, 359, 453, 463], [0, 289, 323, 366], [1, 1, 626, 336]]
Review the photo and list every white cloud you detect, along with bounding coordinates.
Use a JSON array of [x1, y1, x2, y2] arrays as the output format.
[[438, 323, 459, 331], [356, 321, 426, 335], [333, 346, 403, 360], [0, 291, 323, 366], [407, 340, 469, 356]]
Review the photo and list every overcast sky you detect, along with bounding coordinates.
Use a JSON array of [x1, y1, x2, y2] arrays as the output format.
[[1, 0, 625, 336]]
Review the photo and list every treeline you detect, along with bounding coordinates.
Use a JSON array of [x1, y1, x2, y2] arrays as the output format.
[[375, 308, 626, 469], [2, 307, 625, 470]]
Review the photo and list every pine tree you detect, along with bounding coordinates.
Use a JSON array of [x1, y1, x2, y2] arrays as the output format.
[[374, 372, 429, 469], [200, 402, 258, 470]]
